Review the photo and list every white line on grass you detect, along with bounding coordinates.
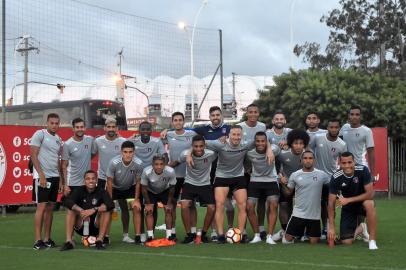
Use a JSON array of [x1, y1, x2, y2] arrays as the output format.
[[0, 245, 404, 270]]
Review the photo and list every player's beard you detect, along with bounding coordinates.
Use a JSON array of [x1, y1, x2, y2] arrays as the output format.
[[107, 131, 116, 137], [274, 123, 284, 129], [75, 131, 84, 138]]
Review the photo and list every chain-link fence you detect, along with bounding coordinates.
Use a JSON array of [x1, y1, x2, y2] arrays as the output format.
[[1, 0, 222, 121]]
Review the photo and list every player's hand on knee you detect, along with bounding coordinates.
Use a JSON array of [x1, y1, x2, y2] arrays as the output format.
[[145, 204, 153, 215], [328, 228, 336, 242], [132, 199, 141, 211]]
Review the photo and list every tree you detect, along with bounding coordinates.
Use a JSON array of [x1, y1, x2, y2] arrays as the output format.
[[294, 0, 406, 78], [254, 69, 406, 139]]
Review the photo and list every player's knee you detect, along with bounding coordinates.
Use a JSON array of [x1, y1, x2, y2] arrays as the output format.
[[341, 239, 353, 245], [363, 200, 375, 211], [180, 201, 191, 209], [206, 204, 215, 213], [164, 207, 172, 215]]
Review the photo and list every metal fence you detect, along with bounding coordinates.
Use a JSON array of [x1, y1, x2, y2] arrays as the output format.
[[1, 0, 223, 121], [389, 138, 406, 196]]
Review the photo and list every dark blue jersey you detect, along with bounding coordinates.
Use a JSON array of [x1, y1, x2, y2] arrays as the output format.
[[193, 123, 230, 140], [329, 165, 372, 211]]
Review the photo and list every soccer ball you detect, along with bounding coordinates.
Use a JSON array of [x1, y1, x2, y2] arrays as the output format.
[[82, 236, 97, 247], [226, 228, 241, 244]]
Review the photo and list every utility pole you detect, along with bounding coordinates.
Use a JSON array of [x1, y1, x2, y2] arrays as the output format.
[[219, 29, 224, 110], [231, 72, 237, 119], [117, 48, 124, 76], [16, 36, 39, 104], [2, 0, 6, 124]]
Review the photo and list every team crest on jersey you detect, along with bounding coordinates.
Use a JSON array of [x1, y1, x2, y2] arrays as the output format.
[[203, 158, 208, 163], [356, 133, 360, 137], [331, 147, 336, 152], [115, 145, 119, 150], [85, 145, 88, 149], [130, 170, 135, 174], [222, 128, 227, 134], [313, 176, 318, 181], [146, 147, 152, 152], [162, 177, 168, 182], [353, 177, 359, 183], [92, 198, 98, 205]]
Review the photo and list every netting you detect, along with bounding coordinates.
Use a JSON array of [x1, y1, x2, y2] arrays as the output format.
[[1, 0, 221, 119]]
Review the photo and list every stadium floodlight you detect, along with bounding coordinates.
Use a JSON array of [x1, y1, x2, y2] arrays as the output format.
[[177, 21, 186, 30]]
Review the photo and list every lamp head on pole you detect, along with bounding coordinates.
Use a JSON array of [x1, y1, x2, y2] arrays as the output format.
[[177, 21, 187, 31]]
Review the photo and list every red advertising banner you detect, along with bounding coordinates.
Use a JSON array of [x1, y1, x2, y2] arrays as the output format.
[[371, 127, 388, 192], [0, 126, 146, 205], [0, 126, 389, 205]]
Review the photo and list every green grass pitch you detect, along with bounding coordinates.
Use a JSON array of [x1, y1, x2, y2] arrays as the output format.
[[0, 198, 405, 270]]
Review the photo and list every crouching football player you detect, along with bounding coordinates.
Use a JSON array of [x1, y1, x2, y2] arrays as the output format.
[[61, 170, 114, 251], [328, 152, 378, 250], [141, 155, 177, 241]]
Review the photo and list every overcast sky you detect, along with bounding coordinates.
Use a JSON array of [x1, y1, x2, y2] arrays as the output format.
[[87, 0, 340, 76]]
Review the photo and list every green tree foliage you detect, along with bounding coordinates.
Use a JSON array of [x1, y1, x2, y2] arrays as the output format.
[[254, 69, 406, 139], [294, 0, 406, 77]]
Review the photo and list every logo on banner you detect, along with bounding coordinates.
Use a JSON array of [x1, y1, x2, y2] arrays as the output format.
[[0, 143, 6, 189], [13, 167, 22, 178], [13, 152, 21, 163], [13, 182, 22, 193], [13, 136, 22, 147]]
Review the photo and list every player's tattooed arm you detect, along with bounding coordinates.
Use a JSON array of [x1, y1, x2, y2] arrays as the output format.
[[106, 177, 113, 198], [367, 147, 376, 181], [279, 173, 293, 196], [133, 179, 142, 210], [61, 160, 70, 195], [327, 194, 337, 242], [168, 160, 180, 168], [266, 141, 275, 165], [142, 185, 151, 204], [72, 204, 84, 213]]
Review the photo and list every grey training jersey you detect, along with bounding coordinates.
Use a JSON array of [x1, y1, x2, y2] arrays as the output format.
[[141, 166, 176, 194], [30, 129, 62, 179], [62, 135, 94, 186], [93, 136, 126, 180], [130, 136, 166, 168], [266, 127, 292, 145], [247, 145, 281, 182], [307, 128, 327, 146], [206, 140, 254, 178], [166, 130, 196, 178], [288, 169, 330, 220], [238, 121, 266, 144], [310, 134, 347, 176], [277, 149, 302, 178], [179, 149, 217, 186], [339, 124, 374, 166], [106, 155, 143, 190]]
